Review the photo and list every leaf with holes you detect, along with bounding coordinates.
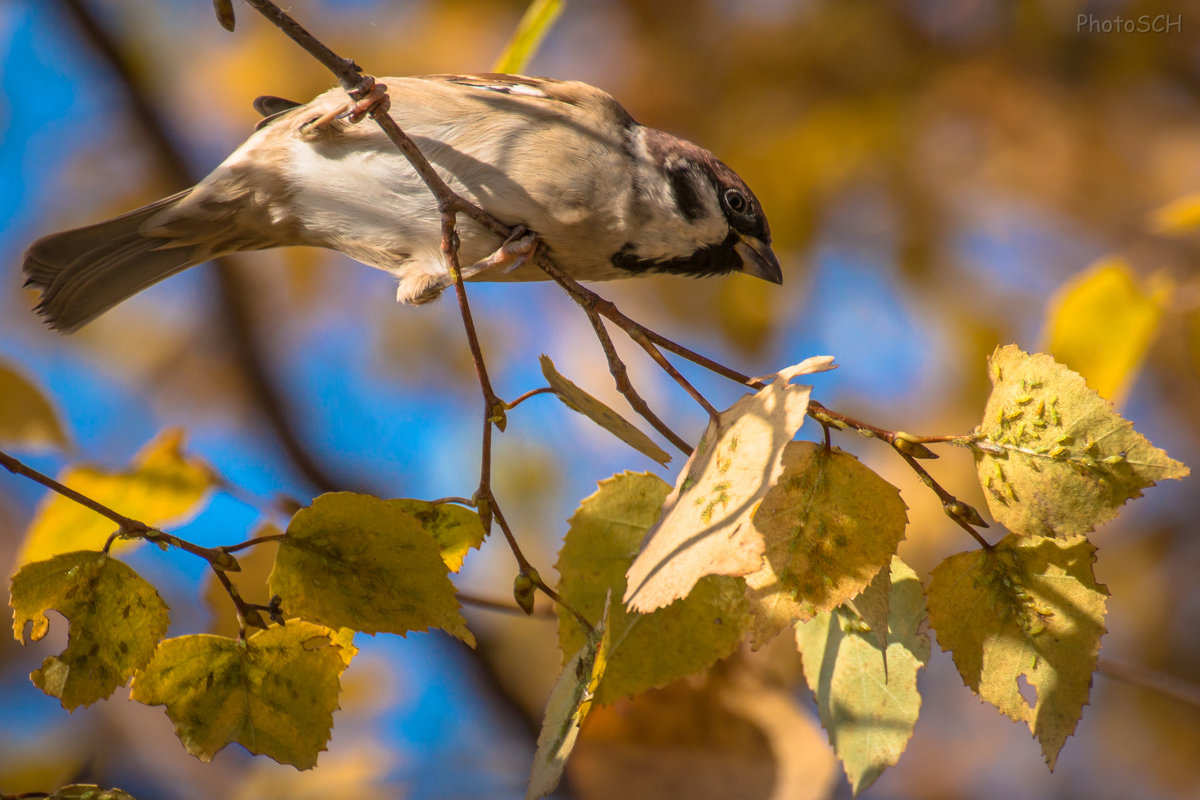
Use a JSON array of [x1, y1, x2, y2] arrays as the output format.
[[927, 534, 1107, 769], [269, 493, 473, 645], [624, 357, 836, 613], [974, 346, 1188, 537], [130, 622, 347, 769], [743, 443, 907, 648], [11, 551, 169, 710]]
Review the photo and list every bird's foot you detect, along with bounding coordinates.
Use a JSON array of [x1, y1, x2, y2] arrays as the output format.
[[404, 230, 540, 304], [302, 78, 391, 133], [467, 228, 539, 276], [345, 80, 391, 123]]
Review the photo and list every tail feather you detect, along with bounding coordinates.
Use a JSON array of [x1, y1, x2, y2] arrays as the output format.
[[22, 191, 206, 332]]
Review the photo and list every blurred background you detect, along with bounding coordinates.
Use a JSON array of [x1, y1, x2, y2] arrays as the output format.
[[2, 0, 1199, 798]]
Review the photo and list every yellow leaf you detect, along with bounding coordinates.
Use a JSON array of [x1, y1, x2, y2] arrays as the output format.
[[974, 345, 1189, 537], [794, 556, 929, 794], [493, 0, 565, 74], [927, 535, 1107, 769], [1042, 259, 1168, 403], [269, 493, 473, 645], [1148, 192, 1200, 234], [527, 607, 610, 800], [540, 355, 671, 465], [0, 361, 68, 450], [16, 429, 216, 566], [389, 499, 486, 572], [555, 472, 747, 705], [744, 442, 908, 647], [130, 623, 347, 770], [11, 551, 169, 710], [624, 356, 836, 612]]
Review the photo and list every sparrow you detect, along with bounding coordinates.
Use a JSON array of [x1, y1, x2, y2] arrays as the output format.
[[23, 74, 781, 333]]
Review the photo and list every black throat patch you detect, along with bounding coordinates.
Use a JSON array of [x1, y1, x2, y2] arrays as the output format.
[[610, 230, 741, 278]]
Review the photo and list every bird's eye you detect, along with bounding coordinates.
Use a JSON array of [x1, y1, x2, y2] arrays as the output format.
[[724, 189, 749, 215]]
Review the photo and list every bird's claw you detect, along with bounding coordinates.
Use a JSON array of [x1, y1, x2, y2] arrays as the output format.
[[345, 80, 391, 123], [480, 229, 538, 275], [302, 79, 391, 133]]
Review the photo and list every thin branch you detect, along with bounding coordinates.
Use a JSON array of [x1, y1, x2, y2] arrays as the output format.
[[1, 448, 257, 615], [585, 311, 693, 456], [209, 563, 269, 632], [490, 503, 593, 633], [239, 0, 507, 238], [1, 449, 142, 533], [894, 449, 991, 547], [459, 591, 557, 619], [1098, 656, 1200, 710], [625, 326, 719, 418]]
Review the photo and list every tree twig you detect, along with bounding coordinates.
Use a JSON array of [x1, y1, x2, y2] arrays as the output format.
[[1099, 656, 1200, 710], [584, 310, 692, 456], [459, 591, 557, 619], [1, 448, 269, 625]]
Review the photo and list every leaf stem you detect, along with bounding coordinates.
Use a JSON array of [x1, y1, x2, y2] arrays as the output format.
[[505, 386, 558, 410]]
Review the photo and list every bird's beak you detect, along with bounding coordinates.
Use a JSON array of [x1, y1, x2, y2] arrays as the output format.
[[735, 236, 783, 284]]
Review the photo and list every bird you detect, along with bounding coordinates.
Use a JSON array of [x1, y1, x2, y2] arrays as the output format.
[[22, 74, 782, 333]]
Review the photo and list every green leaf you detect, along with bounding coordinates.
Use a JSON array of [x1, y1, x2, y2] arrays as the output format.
[[794, 556, 929, 795], [16, 429, 217, 566], [974, 345, 1189, 537], [527, 608, 611, 800], [269, 493, 473, 645], [130, 623, 347, 769], [744, 442, 908, 647], [539, 355, 671, 466], [45, 786, 138, 800], [625, 357, 836, 612], [1042, 259, 1168, 403], [11, 551, 169, 710], [556, 472, 747, 705], [493, 0, 565, 74], [389, 499, 486, 572], [926, 534, 1107, 769], [0, 361, 69, 450]]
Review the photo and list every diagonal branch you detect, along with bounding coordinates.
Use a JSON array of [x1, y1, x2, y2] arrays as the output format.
[[0, 448, 266, 628], [584, 311, 692, 455]]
